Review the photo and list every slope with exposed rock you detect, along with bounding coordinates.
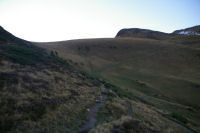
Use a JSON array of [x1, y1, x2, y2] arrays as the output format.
[[173, 25, 200, 36], [116, 28, 170, 40]]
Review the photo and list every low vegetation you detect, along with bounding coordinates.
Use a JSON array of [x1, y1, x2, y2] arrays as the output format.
[[0, 39, 105, 132], [1, 26, 200, 132], [36, 33, 200, 132], [92, 83, 190, 133]]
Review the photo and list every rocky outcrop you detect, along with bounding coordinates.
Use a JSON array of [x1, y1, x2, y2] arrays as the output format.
[[116, 28, 169, 40], [173, 25, 200, 36]]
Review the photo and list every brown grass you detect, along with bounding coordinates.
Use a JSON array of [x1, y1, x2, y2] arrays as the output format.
[[0, 60, 104, 132], [35, 36, 200, 132]]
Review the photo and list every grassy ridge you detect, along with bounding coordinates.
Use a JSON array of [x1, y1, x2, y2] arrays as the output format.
[[36, 36, 200, 132], [36, 37, 200, 106]]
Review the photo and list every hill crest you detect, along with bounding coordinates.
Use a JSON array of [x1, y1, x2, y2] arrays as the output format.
[[173, 25, 200, 36], [116, 25, 200, 39]]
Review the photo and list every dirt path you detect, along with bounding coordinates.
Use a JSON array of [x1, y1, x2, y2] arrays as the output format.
[[78, 88, 109, 133], [126, 100, 133, 116], [78, 85, 194, 133]]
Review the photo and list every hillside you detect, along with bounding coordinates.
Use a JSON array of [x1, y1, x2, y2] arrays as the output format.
[[1, 26, 200, 133], [173, 25, 200, 36], [115, 27, 200, 48], [36, 27, 200, 133], [0, 26, 31, 45], [116, 26, 200, 39], [0, 27, 106, 133], [116, 28, 170, 40]]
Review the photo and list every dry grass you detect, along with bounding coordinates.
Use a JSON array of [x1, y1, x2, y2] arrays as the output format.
[[0, 60, 104, 132], [1, 26, 200, 132], [35, 37, 200, 106], [35, 36, 200, 132], [91, 88, 190, 133]]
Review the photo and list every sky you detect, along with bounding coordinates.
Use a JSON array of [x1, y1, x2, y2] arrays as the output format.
[[0, 0, 200, 42]]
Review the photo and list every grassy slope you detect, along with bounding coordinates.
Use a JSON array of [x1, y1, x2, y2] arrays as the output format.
[[36, 36, 200, 132], [0, 40, 105, 132]]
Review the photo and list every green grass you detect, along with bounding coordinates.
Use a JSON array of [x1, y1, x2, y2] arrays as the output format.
[[0, 44, 47, 65], [36, 37, 200, 132], [104, 82, 135, 99], [0, 44, 70, 68]]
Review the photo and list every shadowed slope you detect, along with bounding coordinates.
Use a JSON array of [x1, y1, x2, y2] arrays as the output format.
[[0, 26, 105, 133]]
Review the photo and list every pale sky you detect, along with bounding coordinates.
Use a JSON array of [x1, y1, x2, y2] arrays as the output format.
[[0, 0, 200, 42]]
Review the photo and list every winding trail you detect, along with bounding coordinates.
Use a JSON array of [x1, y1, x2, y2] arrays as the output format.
[[78, 88, 109, 133], [78, 87, 194, 133], [126, 101, 133, 116]]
